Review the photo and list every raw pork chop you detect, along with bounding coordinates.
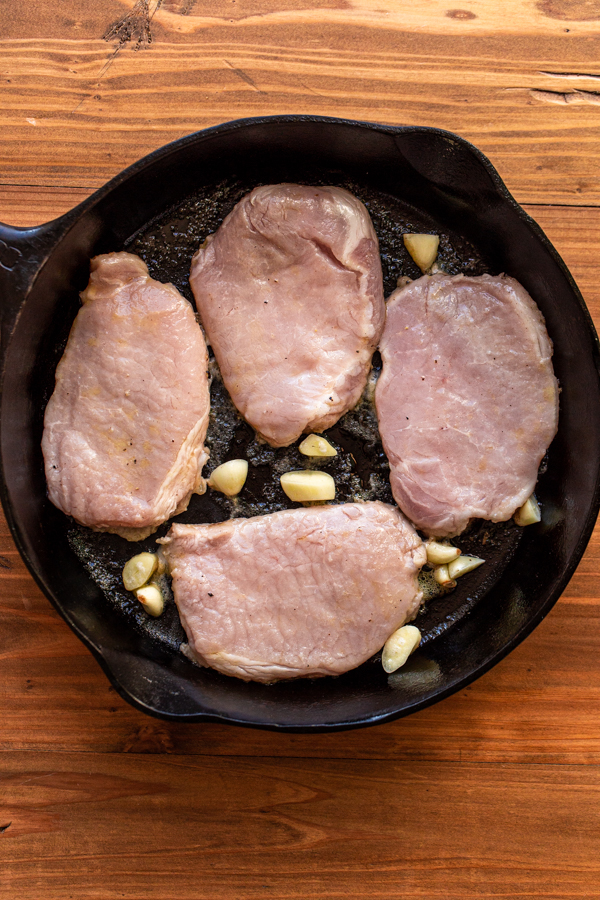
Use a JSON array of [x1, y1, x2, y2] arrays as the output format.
[[160, 501, 426, 683], [189, 184, 385, 447], [43, 252, 210, 540], [375, 273, 559, 537]]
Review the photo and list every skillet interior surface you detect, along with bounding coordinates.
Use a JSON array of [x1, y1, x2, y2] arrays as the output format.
[[1, 116, 599, 729]]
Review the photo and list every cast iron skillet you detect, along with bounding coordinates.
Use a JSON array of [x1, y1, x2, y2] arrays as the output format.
[[1, 115, 599, 731]]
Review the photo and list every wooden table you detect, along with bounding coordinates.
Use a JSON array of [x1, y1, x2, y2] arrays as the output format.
[[2, 2, 600, 897]]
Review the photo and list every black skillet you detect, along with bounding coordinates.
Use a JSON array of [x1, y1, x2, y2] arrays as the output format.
[[1, 115, 599, 731]]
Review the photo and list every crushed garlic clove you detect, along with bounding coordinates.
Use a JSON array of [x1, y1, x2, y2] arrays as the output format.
[[298, 434, 337, 457]]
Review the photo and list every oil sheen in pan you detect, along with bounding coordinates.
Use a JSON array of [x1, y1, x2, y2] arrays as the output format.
[[66, 174, 525, 665]]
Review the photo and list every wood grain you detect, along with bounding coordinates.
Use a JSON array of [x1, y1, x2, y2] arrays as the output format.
[[2, 0, 600, 203], [112, 0, 600, 37], [3, 753, 600, 899], [3, 2, 600, 895]]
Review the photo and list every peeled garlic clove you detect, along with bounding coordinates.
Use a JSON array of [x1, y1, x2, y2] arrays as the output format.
[[514, 494, 541, 526], [122, 552, 158, 592], [425, 540, 461, 566], [433, 564, 457, 589], [280, 470, 335, 502], [298, 434, 337, 457], [208, 459, 249, 497], [433, 564, 451, 584], [403, 233, 439, 272], [448, 555, 485, 580], [135, 583, 164, 617], [382, 624, 421, 674]]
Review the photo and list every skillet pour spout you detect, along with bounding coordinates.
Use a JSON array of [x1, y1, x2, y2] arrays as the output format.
[[1, 115, 599, 731]]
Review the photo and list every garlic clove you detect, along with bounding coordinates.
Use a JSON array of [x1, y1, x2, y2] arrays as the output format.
[[122, 552, 158, 592], [298, 434, 337, 457], [280, 470, 335, 502], [135, 583, 164, 617], [514, 494, 541, 526], [433, 564, 457, 589], [448, 555, 485, 580], [403, 233, 439, 272], [208, 459, 249, 497], [425, 540, 461, 566], [382, 625, 421, 674]]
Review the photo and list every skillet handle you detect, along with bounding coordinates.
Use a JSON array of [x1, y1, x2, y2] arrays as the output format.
[[0, 218, 71, 354]]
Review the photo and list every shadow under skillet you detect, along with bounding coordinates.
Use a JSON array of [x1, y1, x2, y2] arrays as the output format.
[[67, 172, 524, 672]]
